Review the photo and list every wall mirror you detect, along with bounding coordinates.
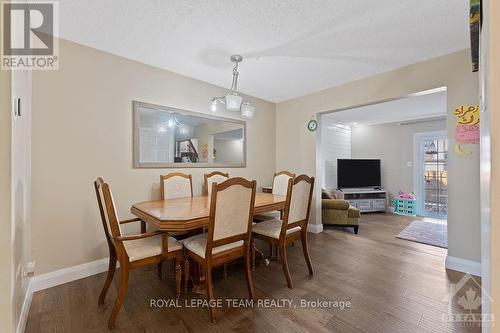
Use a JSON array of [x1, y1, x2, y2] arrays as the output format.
[[133, 101, 246, 168]]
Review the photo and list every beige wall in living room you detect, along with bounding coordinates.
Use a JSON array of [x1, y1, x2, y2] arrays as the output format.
[[31, 38, 276, 275], [276, 49, 480, 264], [351, 119, 446, 200]]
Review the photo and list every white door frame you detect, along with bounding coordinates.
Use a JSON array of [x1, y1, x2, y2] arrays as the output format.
[[479, 0, 491, 326], [413, 130, 447, 217]]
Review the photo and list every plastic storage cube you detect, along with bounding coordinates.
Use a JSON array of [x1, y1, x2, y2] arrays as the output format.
[[393, 198, 416, 216]]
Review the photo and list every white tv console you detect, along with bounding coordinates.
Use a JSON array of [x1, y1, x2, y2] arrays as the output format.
[[335, 188, 388, 213]]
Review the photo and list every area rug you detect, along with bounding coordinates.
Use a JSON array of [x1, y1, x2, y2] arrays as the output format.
[[396, 220, 447, 248]]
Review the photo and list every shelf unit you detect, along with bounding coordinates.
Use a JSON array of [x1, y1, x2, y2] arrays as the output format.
[[335, 188, 388, 213]]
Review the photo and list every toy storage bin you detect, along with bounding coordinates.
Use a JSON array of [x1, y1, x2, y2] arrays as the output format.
[[393, 198, 417, 216]]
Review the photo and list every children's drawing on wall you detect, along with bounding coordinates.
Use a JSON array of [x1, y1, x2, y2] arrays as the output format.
[[454, 105, 480, 156]]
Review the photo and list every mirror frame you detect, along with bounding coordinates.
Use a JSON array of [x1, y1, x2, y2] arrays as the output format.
[[133, 101, 247, 168]]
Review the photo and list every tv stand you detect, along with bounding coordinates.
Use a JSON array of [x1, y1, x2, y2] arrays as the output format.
[[335, 188, 387, 213]]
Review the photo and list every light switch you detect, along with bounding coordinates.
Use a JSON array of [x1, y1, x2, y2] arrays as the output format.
[[13, 97, 21, 117]]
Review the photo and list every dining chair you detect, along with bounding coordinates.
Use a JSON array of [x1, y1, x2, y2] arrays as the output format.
[[160, 172, 193, 199], [159, 172, 192, 281], [203, 171, 229, 195], [254, 170, 295, 222], [183, 177, 256, 323], [252, 175, 315, 289], [94, 177, 184, 329]]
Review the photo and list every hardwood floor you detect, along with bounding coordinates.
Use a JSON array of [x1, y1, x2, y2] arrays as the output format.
[[26, 214, 481, 332]]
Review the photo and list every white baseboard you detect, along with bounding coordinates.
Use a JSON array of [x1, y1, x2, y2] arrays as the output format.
[[31, 257, 112, 293], [307, 223, 323, 234], [16, 257, 113, 333], [445, 255, 482, 277]]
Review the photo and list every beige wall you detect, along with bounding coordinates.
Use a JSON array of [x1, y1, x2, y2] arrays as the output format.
[[351, 119, 446, 200], [31, 38, 276, 274], [0, 69, 13, 332], [488, 0, 500, 325], [276, 49, 480, 262]]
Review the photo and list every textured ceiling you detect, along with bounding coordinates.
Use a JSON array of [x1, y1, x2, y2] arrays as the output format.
[[56, 0, 469, 102], [322, 90, 447, 126]]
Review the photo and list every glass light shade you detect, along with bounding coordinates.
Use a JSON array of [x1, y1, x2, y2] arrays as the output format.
[[225, 94, 243, 111], [210, 99, 218, 112], [241, 102, 255, 119]]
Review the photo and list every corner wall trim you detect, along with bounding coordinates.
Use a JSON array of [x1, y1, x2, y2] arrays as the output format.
[[307, 223, 323, 234], [16, 280, 33, 333], [445, 255, 482, 277]]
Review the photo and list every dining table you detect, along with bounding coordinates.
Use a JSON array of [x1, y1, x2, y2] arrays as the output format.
[[131, 192, 286, 293]]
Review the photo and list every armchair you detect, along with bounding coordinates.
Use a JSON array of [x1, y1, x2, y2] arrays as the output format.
[[321, 189, 360, 234]]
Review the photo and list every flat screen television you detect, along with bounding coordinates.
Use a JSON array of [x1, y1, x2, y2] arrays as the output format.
[[337, 159, 381, 189]]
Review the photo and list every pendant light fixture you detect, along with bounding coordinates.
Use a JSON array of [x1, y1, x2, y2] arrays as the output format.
[[210, 55, 255, 119]]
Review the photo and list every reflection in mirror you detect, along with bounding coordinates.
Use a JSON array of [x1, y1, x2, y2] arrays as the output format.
[[134, 102, 246, 168]]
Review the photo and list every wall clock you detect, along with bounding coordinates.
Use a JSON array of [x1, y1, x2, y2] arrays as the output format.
[[307, 118, 318, 132]]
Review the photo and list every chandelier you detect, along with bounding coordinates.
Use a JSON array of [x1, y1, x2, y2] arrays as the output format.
[[210, 55, 255, 119]]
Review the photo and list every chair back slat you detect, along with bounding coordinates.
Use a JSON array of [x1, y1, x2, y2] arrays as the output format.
[[272, 171, 295, 196], [204, 171, 229, 195], [206, 177, 256, 255], [160, 173, 193, 199]]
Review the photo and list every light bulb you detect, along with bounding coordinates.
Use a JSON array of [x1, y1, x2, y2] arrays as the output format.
[[210, 99, 217, 112]]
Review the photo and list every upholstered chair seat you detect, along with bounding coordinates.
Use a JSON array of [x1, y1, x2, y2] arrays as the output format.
[[183, 233, 244, 259], [254, 211, 281, 221], [125, 235, 182, 262], [252, 219, 301, 239]]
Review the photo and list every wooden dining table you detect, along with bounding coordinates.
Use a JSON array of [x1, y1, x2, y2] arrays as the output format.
[[131, 192, 286, 231], [131, 192, 286, 293]]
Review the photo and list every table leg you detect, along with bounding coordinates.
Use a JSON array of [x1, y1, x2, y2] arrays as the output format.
[[184, 228, 207, 295]]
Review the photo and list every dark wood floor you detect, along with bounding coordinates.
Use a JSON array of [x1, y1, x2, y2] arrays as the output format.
[[26, 214, 481, 332]]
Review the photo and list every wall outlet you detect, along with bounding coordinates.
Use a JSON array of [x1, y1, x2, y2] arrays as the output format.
[[23, 262, 35, 277], [407, 161, 412, 168]]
